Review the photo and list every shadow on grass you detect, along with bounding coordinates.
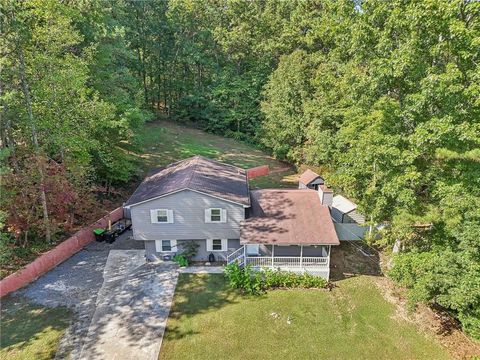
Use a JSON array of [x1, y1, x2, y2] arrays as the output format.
[[0, 296, 71, 357], [164, 274, 243, 341]]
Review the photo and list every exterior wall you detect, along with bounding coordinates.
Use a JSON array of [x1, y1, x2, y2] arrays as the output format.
[[145, 239, 241, 261], [318, 187, 333, 206], [310, 178, 324, 186], [334, 223, 366, 241], [331, 207, 344, 223], [344, 210, 366, 224], [299, 178, 324, 190], [130, 189, 245, 241], [331, 207, 366, 225]]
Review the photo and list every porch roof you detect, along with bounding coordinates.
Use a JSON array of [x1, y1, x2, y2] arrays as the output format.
[[240, 189, 340, 246]]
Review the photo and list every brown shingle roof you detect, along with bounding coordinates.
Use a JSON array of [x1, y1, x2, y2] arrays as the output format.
[[299, 169, 322, 185], [240, 189, 340, 245], [125, 156, 250, 207]]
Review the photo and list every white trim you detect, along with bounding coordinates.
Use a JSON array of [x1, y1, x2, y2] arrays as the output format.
[[125, 188, 250, 209], [155, 239, 177, 252], [206, 238, 228, 252], [150, 209, 174, 224], [205, 208, 226, 223]]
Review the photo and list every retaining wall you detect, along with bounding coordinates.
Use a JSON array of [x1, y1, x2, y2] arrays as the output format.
[[0, 207, 124, 297], [246, 165, 269, 179]]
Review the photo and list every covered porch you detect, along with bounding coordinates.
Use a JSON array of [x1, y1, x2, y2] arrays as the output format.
[[237, 189, 341, 280], [227, 244, 331, 279]]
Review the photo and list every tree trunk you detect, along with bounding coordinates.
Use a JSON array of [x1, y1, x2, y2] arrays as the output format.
[[18, 44, 51, 243], [0, 79, 20, 172]]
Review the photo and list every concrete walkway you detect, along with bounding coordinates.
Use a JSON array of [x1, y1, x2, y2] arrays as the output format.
[[79, 250, 178, 360], [179, 266, 224, 274]]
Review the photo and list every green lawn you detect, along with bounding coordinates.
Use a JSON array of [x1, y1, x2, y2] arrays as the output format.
[[131, 120, 297, 189], [159, 274, 451, 360], [0, 297, 71, 360]]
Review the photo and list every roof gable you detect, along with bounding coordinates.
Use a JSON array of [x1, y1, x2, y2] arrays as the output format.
[[125, 156, 250, 207], [299, 169, 323, 185]]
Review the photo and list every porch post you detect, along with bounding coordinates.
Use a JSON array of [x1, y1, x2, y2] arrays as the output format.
[[300, 245, 304, 270], [271, 244, 275, 269]]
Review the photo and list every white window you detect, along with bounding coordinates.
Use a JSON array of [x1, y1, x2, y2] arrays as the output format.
[[150, 209, 174, 224], [206, 239, 227, 252], [205, 208, 227, 223], [155, 240, 177, 252]]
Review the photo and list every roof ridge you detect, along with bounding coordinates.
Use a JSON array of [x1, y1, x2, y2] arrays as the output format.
[[185, 156, 199, 189]]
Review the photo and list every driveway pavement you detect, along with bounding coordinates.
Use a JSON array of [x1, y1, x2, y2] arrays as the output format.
[[79, 250, 178, 360], [15, 230, 151, 359]]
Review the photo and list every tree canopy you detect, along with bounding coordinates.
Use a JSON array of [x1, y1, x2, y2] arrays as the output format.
[[1, 0, 479, 339]]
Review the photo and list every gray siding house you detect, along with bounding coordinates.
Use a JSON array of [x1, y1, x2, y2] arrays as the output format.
[[125, 156, 250, 263], [130, 190, 244, 261], [125, 156, 340, 279]]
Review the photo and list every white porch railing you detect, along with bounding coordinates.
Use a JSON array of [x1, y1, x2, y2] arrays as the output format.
[[226, 246, 245, 266], [245, 256, 329, 269], [225, 245, 330, 279]]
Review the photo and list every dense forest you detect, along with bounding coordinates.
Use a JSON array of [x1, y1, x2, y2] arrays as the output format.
[[1, 0, 479, 339]]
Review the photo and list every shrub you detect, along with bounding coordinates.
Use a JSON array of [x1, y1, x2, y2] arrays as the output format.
[[173, 254, 188, 267], [263, 269, 327, 289], [180, 240, 200, 263], [224, 263, 328, 295], [224, 262, 264, 295]]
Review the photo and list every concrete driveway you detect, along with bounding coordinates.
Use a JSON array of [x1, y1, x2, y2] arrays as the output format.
[[79, 250, 178, 360], [16, 231, 178, 360]]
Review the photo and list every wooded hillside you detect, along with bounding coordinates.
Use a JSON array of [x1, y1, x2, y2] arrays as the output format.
[[1, 0, 479, 339]]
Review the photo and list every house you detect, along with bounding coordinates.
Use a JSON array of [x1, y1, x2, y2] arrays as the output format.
[[124, 156, 340, 279], [298, 169, 324, 190]]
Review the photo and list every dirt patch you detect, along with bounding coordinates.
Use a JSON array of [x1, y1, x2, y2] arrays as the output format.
[[330, 242, 382, 281], [373, 276, 480, 359], [330, 242, 480, 359]]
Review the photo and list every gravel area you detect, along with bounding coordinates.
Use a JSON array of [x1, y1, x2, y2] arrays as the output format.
[[15, 230, 144, 359]]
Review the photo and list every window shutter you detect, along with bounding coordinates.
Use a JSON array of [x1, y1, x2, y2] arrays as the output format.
[[221, 239, 228, 251], [171, 240, 177, 251], [206, 239, 213, 251], [150, 210, 158, 224], [205, 209, 211, 223], [167, 210, 174, 223], [155, 240, 162, 252], [221, 209, 227, 223]]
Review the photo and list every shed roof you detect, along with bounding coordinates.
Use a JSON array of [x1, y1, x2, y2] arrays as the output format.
[[299, 169, 322, 186], [332, 195, 357, 214], [125, 156, 250, 207], [240, 189, 340, 245]]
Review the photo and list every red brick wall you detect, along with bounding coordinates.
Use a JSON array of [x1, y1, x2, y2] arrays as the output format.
[[246, 165, 269, 179], [0, 207, 124, 297]]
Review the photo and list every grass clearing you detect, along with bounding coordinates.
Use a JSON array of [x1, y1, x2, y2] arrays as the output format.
[[131, 120, 297, 188], [159, 274, 451, 360], [0, 297, 71, 360]]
